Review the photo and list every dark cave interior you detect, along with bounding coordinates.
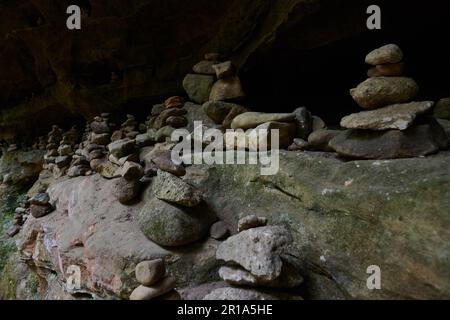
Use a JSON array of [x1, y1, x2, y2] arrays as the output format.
[[241, 1, 450, 125]]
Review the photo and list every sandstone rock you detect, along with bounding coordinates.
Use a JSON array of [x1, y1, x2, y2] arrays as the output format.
[[237, 215, 267, 232], [210, 221, 229, 240], [219, 265, 303, 288], [129, 277, 176, 300], [212, 61, 235, 79], [135, 259, 166, 286], [151, 151, 186, 176], [341, 101, 434, 130], [247, 122, 296, 151], [365, 44, 403, 65], [121, 161, 144, 181], [164, 96, 185, 109], [209, 76, 245, 102], [112, 177, 141, 204], [203, 101, 235, 124], [216, 226, 292, 281], [193, 60, 218, 75], [329, 124, 443, 159], [351, 77, 419, 110], [308, 129, 341, 151], [165, 116, 188, 128], [153, 170, 202, 207], [288, 138, 309, 151], [293, 107, 313, 139], [107, 139, 136, 159], [204, 287, 278, 300], [183, 74, 214, 104], [138, 197, 216, 247], [231, 112, 295, 130], [368, 62, 404, 78], [434, 98, 450, 120]]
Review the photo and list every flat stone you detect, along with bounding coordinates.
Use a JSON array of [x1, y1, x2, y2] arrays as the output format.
[[30, 192, 50, 206], [58, 144, 73, 156], [183, 74, 214, 104], [434, 98, 450, 120], [135, 259, 166, 286], [154, 108, 187, 130], [212, 61, 235, 79], [368, 62, 404, 78], [151, 151, 186, 176], [107, 139, 136, 159], [91, 159, 120, 179], [329, 123, 445, 159], [30, 203, 53, 218], [121, 161, 144, 181], [351, 77, 419, 110], [216, 226, 292, 281], [138, 197, 216, 247], [135, 133, 155, 147], [209, 76, 245, 102], [165, 116, 187, 128], [237, 215, 267, 232], [341, 101, 434, 130], [153, 170, 202, 207], [308, 129, 341, 151], [67, 165, 88, 177], [90, 121, 110, 134], [90, 133, 110, 145], [193, 60, 218, 75], [231, 112, 295, 130], [288, 138, 309, 151], [203, 287, 278, 300], [210, 221, 229, 240], [365, 44, 403, 65], [129, 277, 176, 300]]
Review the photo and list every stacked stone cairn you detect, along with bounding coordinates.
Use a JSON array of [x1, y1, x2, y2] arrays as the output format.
[[204, 217, 304, 300], [327, 44, 449, 159], [129, 259, 177, 300], [6, 198, 30, 238], [29, 192, 54, 219]]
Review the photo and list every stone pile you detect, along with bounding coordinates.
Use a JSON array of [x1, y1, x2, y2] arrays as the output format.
[[130, 259, 177, 300], [138, 169, 215, 247], [6, 198, 30, 238], [327, 44, 449, 159], [205, 219, 303, 300], [29, 192, 54, 218], [183, 53, 245, 104], [112, 160, 143, 204]]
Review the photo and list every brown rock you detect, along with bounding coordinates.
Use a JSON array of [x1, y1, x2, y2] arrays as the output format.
[[193, 60, 218, 75], [112, 177, 141, 204], [365, 44, 404, 66], [135, 259, 166, 286], [164, 96, 185, 109], [368, 62, 404, 78], [212, 61, 235, 79], [237, 215, 268, 232], [209, 76, 245, 101]]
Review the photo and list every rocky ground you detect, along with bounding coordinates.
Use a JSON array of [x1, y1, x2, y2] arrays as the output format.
[[0, 45, 450, 300]]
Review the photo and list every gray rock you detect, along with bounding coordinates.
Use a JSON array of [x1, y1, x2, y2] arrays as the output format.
[[293, 107, 313, 139], [135, 259, 166, 286], [183, 74, 215, 104], [288, 138, 309, 151], [138, 197, 216, 247], [153, 170, 202, 207], [107, 139, 136, 159], [112, 177, 140, 204], [135, 133, 155, 148], [329, 124, 443, 159], [90, 133, 110, 145], [121, 161, 144, 181], [203, 287, 278, 300], [55, 155, 71, 168], [210, 221, 229, 240], [67, 165, 88, 177], [212, 61, 235, 79], [151, 151, 186, 176], [308, 129, 341, 151], [216, 226, 292, 281], [341, 101, 434, 130], [129, 277, 176, 300], [209, 76, 245, 102], [365, 44, 403, 65], [237, 215, 267, 232], [231, 112, 295, 130], [434, 98, 450, 120], [193, 60, 218, 75], [350, 77, 419, 110]]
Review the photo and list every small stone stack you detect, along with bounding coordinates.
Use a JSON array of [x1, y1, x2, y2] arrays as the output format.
[[328, 44, 448, 159], [182, 53, 245, 105], [138, 170, 215, 247], [205, 221, 303, 300], [43, 125, 63, 175], [112, 161, 143, 204], [129, 259, 177, 300], [7, 199, 30, 238], [29, 192, 54, 218], [53, 126, 79, 177]]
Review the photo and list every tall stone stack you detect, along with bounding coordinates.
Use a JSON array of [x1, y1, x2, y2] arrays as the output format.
[[329, 44, 449, 159], [182, 53, 245, 105], [43, 125, 63, 176]]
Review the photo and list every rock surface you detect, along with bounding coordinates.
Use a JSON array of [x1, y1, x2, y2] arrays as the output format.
[[340, 101, 434, 130]]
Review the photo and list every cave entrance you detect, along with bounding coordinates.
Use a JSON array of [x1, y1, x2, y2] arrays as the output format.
[[240, 0, 450, 126]]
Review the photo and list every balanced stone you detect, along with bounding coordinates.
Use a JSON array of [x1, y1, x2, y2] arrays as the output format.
[[340, 101, 434, 130], [165, 116, 187, 128], [151, 151, 186, 176], [135, 259, 166, 286], [212, 61, 235, 79], [193, 60, 218, 75], [288, 138, 309, 151], [154, 108, 187, 129], [209, 76, 245, 102], [292, 107, 313, 139], [164, 96, 185, 109], [112, 177, 140, 204], [350, 77, 419, 110], [129, 277, 176, 300], [30, 193, 50, 206], [231, 112, 295, 130], [138, 197, 216, 247], [153, 170, 202, 207], [121, 161, 144, 181], [90, 133, 110, 145], [183, 74, 214, 104], [203, 101, 235, 124], [30, 204, 53, 218], [365, 44, 403, 66], [368, 62, 404, 78]]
